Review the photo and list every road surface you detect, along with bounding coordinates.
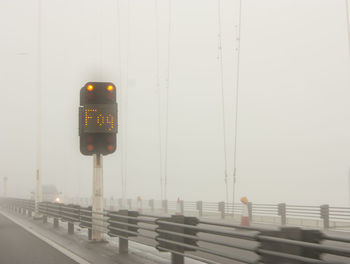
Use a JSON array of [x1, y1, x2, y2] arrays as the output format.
[[0, 213, 78, 264]]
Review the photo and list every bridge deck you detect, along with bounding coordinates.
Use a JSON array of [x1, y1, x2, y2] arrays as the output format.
[[0, 213, 78, 264]]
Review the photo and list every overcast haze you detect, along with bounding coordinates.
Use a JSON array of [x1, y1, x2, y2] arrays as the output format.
[[0, 0, 350, 206]]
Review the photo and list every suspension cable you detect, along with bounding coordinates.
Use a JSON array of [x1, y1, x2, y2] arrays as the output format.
[[232, 0, 243, 214], [164, 0, 172, 200], [35, 0, 43, 209], [122, 0, 131, 207], [154, 0, 163, 201], [346, 0, 350, 56], [116, 0, 124, 205], [217, 0, 229, 205], [117, 0, 122, 82], [98, 2, 103, 80]]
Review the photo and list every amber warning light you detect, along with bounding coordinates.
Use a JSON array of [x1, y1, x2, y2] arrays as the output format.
[[87, 84, 94, 91]]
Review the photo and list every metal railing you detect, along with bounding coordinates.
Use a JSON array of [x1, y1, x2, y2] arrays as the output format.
[[69, 198, 350, 230], [1, 197, 350, 264]]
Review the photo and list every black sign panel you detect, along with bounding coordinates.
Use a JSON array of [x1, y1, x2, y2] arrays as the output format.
[[79, 82, 118, 156]]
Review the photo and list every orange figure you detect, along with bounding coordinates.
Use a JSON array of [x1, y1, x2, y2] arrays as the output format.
[[240, 196, 250, 226]]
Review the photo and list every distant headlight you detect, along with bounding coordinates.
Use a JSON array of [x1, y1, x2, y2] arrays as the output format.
[[55, 197, 60, 203]]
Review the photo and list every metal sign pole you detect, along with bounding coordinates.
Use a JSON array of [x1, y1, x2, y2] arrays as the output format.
[[92, 154, 104, 241]]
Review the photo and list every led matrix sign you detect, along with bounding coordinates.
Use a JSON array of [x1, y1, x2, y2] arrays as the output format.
[[79, 82, 117, 155], [83, 104, 117, 133]]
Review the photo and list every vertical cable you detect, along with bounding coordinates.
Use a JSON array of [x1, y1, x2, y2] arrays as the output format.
[[98, 2, 103, 80], [37, 0, 41, 179], [35, 0, 42, 210], [217, 0, 229, 206], [116, 0, 124, 205], [164, 0, 172, 200], [345, 0, 350, 56], [117, 0, 122, 95], [345, 0, 350, 207], [154, 0, 163, 200], [232, 0, 243, 215], [348, 168, 350, 207], [122, 0, 131, 206]]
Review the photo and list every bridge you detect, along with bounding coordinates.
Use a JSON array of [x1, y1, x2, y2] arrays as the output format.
[[1, 0, 350, 263], [1, 197, 350, 264]]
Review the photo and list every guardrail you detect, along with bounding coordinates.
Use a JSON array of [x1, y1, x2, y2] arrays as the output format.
[[1, 198, 350, 264], [67, 198, 350, 230]]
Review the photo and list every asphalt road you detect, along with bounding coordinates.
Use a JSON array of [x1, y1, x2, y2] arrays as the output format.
[[0, 213, 78, 264]]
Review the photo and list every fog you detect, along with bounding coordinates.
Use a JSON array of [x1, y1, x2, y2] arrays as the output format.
[[0, 0, 350, 206]]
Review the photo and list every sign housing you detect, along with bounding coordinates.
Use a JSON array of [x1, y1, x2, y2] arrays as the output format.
[[79, 82, 117, 155]]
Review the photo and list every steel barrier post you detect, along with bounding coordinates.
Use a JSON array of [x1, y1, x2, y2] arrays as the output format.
[[68, 222, 74, 234], [218, 202, 225, 219], [247, 202, 252, 222], [119, 237, 128, 254], [54, 218, 59, 228], [149, 199, 154, 213], [162, 200, 168, 214], [180, 200, 184, 215], [278, 203, 286, 225], [109, 197, 114, 210], [88, 229, 92, 240], [196, 201, 203, 217], [171, 253, 184, 264], [320, 204, 329, 229], [118, 198, 123, 209], [156, 215, 197, 264], [127, 199, 132, 210], [259, 227, 322, 263], [43, 215, 47, 224]]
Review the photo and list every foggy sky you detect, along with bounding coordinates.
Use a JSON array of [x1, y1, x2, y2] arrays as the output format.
[[0, 0, 350, 206]]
